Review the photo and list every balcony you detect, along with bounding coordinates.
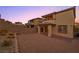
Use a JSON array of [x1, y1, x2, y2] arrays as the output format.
[[42, 20, 56, 24]]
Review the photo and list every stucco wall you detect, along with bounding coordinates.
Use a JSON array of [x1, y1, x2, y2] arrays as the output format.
[[55, 9, 75, 38], [52, 26, 56, 34]]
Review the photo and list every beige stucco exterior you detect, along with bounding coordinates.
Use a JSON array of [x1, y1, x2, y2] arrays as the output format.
[[54, 8, 75, 38], [37, 7, 75, 38]]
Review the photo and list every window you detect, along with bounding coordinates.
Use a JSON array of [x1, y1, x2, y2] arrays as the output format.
[[58, 25, 67, 34]]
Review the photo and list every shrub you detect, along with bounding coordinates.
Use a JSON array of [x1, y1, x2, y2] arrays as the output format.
[[7, 33, 15, 39], [1, 29, 8, 33], [0, 29, 8, 36], [1, 40, 12, 47]]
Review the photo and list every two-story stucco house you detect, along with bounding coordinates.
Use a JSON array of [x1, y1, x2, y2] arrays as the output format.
[[37, 7, 76, 38]]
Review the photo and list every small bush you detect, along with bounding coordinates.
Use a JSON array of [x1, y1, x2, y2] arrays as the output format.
[[0, 29, 8, 33], [7, 33, 15, 39], [1, 40, 12, 47], [0, 29, 8, 36]]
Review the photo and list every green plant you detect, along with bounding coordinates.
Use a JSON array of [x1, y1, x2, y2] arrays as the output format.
[[1, 40, 13, 47], [0, 29, 8, 36], [1, 29, 8, 33], [7, 33, 15, 39]]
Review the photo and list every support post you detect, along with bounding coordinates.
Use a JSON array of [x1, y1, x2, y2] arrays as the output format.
[[48, 25, 52, 37], [37, 26, 41, 34]]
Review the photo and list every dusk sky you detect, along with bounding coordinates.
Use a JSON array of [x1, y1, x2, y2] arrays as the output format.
[[0, 6, 79, 24]]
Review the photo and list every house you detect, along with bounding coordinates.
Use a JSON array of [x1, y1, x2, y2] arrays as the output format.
[[28, 18, 43, 28], [14, 22, 23, 25], [37, 7, 76, 38], [75, 22, 79, 33]]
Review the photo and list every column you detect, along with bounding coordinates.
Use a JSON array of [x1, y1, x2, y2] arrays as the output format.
[[48, 25, 52, 37], [37, 26, 41, 34]]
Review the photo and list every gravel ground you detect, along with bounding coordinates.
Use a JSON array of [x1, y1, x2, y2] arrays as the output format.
[[16, 33, 79, 53]]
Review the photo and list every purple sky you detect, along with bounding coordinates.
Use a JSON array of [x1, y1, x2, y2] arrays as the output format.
[[0, 6, 79, 24]]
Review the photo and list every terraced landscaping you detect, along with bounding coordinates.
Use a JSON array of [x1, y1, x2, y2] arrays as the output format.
[[0, 30, 17, 53], [0, 28, 79, 53]]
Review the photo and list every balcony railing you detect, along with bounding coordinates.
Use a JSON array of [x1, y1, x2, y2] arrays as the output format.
[[42, 20, 56, 24]]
